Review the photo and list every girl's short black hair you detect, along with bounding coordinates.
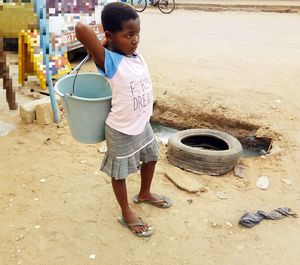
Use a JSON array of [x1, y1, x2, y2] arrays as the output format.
[[101, 2, 139, 33]]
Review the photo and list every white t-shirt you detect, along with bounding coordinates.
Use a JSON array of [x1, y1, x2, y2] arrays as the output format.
[[97, 49, 153, 135]]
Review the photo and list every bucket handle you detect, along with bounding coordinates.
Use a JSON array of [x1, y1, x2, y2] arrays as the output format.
[[69, 54, 90, 96]]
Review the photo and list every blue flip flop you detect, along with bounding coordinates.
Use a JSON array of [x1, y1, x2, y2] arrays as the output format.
[[118, 216, 154, 237], [133, 194, 173, 208]]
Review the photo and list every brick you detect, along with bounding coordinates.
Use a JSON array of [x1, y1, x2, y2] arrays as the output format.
[[19, 96, 61, 124], [19, 101, 36, 123], [36, 102, 59, 125]]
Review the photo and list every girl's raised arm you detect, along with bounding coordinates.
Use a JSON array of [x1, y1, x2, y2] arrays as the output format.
[[75, 22, 105, 71]]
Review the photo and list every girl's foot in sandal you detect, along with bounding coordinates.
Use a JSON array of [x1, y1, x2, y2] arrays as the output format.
[[118, 216, 154, 237], [133, 193, 173, 208]]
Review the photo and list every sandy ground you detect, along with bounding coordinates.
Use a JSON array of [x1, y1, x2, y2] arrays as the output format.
[[1, 9, 300, 265]]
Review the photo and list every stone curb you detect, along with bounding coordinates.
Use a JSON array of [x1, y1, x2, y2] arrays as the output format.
[[175, 3, 300, 13]]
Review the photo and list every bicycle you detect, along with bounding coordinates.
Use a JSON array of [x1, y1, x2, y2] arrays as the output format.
[[131, 0, 175, 14]]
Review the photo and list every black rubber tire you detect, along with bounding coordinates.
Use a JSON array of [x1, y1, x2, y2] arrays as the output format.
[[131, 0, 147, 12], [167, 129, 243, 176], [158, 0, 175, 14]]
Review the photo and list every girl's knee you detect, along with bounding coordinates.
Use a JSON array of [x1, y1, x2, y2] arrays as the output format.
[[143, 161, 157, 166]]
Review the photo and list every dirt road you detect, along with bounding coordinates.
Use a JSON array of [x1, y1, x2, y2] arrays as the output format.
[[1, 9, 300, 265]]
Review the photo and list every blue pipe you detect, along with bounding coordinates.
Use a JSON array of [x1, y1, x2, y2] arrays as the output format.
[[38, 0, 60, 123]]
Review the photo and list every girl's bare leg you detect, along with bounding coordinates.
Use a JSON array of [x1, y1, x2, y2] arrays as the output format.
[[137, 161, 166, 206], [111, 178, 148, 233]]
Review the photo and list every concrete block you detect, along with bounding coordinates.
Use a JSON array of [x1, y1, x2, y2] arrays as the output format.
[[36, 103, 60, 125], [20, 96, 61, 124], [20, 102, 36, 123]]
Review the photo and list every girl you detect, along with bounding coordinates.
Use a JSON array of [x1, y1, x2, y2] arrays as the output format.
[[75, 2, 172, 237]]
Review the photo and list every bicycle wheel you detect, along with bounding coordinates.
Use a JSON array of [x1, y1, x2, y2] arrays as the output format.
[[158, 0, 175, 14], [131, 0, 147, 12]]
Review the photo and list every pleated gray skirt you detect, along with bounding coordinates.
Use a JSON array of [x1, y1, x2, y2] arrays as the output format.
[[100, 122, 160, 180]]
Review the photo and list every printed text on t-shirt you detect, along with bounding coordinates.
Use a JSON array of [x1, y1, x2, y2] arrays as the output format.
[[129, 75, 152, 112]]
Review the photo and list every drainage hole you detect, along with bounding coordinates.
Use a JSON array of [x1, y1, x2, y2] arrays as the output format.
[[181, 136, 229, 151]]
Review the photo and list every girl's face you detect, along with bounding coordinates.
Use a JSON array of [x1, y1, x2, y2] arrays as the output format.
[[108, 18, 140, 56]]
